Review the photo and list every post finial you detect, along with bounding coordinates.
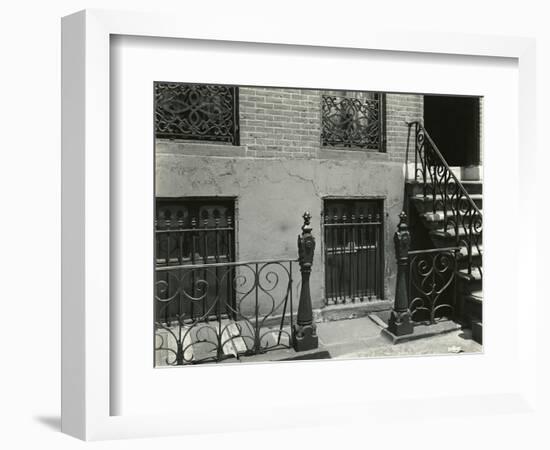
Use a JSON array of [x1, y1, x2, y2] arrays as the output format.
[[398, 211, 407, 226], [302, 211, 312, 234]]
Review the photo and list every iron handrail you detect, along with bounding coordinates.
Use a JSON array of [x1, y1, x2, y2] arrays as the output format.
[[406, 121, 482, 276], [155, 257, 299, 272], [408, 246, 460, 256], [407, 121, 481, 216]]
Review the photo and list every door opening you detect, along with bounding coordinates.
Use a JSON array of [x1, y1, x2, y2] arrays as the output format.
[[423, 95, 481, 167]]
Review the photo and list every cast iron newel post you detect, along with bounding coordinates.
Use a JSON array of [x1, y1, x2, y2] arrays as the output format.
[[292, 211, 319, 352], [387, 211, 414, 336]]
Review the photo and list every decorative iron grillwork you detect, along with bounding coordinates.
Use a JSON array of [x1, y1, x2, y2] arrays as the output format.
[[155, 198, 235, 320], [407, 122, 482, 276], [408, 247, 459, 323], [323, 199, 384, 304], [155, 82, 240, 144], [321, 93, 385, 151], [155, 259, 295, 366]]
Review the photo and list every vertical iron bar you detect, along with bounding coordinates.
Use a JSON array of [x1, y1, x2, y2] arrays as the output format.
[[357, 216, 362, 301], [374, 216, 379, 299], [215, 219, 220, 320], [419, 124, 426, 198], [416, 122, 418, 181], [202, 218, 208, 318], [468, 211, 473, 275], [190, 217, 196, 320], [367, 214, 372, 299], [255, 263, 260, 353], [333, 214, 337, 304], [341, 214, 346, 303], [289, 260, 294, 334], [348, 214, 355, 303], [361, 216, 366, 301], [227, 216, 234, 315]]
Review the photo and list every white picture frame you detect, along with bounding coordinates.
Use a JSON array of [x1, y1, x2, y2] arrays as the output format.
[[61, 9, 538, 441]]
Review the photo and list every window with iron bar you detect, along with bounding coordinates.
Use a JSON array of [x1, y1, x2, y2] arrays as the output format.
[[323, 199, 385, 304], [155, 82, 240, 145], [321, 92, 386, 152]]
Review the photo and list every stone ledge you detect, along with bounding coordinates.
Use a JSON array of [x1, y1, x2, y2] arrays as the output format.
[[380, 319, 462, 344], [314, 300, 393, 323]]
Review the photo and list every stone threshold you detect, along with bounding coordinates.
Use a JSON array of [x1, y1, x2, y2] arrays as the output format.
[[314, 299, 393, 323], [379, 317, 462, 344]]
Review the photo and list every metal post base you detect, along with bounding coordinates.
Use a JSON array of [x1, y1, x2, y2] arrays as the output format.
[[387, 310, 414, 336], [292, 324, 319, 352]]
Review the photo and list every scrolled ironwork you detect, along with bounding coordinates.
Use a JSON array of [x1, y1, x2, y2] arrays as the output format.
[[154, 259, 295, 366], [407, 121, 482, 276], [155, 82, 239, 144], [408, 248, 459, 323], [321, 94, 385, 150]]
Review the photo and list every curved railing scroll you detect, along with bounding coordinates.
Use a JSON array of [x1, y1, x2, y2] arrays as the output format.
[[406, 121, 482, 277]]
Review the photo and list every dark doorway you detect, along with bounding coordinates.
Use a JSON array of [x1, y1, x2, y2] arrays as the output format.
[[423, 95, 481, 166]]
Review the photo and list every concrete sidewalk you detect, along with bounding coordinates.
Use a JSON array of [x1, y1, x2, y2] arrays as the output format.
[[229, 315, 481, 364]]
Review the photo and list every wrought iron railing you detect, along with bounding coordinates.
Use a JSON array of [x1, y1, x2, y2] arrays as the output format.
[[155, 259, 296, 366], [321, 94, 385, 151], [387, 212, 459, 337], [154, 82, 240, 144], [407, 121, 482, 276], [408, 247, 459, 323]]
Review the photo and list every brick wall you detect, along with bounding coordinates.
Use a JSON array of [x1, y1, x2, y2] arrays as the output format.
[[239, 87, 320, 158], [157, 86, 423, 164], [385, 94, 424, 163]]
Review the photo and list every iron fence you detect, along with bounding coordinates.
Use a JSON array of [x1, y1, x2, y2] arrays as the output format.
[[408, 247, 459, 324], [155, 259, 296, 366]]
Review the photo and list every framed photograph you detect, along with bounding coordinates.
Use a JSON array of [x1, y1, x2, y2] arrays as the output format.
[[61, 9, 537, 440]]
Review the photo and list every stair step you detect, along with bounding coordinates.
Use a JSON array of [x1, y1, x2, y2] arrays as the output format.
[[431, 227, 482, 239], [465, 290, 483, 303], [471, 320, 483, 344], [458, 268, 482, 282], [413, 193, 482, 202], [424, 209, 483, 222], [461, 181, 483, 195], [458, 245, 483, 258]]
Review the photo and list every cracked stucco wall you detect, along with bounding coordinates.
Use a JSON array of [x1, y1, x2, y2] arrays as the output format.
[[156, 154, 405, 309]]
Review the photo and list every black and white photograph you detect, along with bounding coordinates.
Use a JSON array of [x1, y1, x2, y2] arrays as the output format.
[[153, 82, 483, 366]]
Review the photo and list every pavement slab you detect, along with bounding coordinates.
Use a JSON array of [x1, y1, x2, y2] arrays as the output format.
[[188, 315, 482, 365]]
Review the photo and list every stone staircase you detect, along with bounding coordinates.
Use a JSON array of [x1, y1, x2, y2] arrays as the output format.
[[406, 179, 483, 343]]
